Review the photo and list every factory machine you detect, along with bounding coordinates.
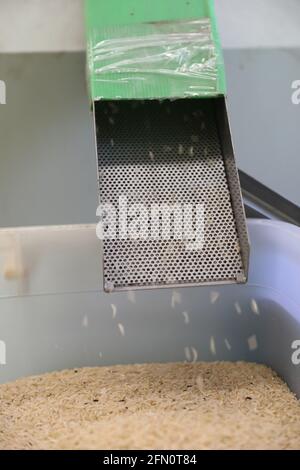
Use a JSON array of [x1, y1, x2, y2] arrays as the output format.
[[86, 0, 249, 292], [0, 0, 299, 399]]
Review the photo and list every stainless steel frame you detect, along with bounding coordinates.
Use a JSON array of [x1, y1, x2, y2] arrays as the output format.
[[94, 98, 249, 292]]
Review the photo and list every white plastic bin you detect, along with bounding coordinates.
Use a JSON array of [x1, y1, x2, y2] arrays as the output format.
[[0, 219, 299, 397]]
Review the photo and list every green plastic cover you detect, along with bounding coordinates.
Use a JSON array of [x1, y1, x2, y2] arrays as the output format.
[[85, 0, 226, 100]]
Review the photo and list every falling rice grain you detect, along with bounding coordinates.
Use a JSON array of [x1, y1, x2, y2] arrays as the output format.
[[234, 302, 242, 315], [251, 299, 260, 315], [182, 311, 190, 324], [82, 315, 88, 328], [110, 138, 114, 147], [191, 347, 198, 363], [210, 291, 220, 304], [171, 290, 182, 309], [248, 335, 258, 351], [210, 336, 216, 356], [111, 304, 117, 319], [178, 144, 184, 155], [191, 135, 199, 143], [224, 338, 232, 350], [184, 347, 191, 362], [118, 323, 125, 337], [189, 146, 194, 157], [108, 117, 115, 125]]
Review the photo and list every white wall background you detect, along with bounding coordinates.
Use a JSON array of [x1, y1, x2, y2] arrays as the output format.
[[0, 0, 300, 52], [0, 0, 85, 52]]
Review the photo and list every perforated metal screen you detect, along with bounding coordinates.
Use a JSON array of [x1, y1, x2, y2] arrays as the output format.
[[95, 99, 248, 291]]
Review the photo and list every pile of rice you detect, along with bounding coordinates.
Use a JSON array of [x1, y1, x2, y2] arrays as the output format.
[[1, 361, 300, 450]]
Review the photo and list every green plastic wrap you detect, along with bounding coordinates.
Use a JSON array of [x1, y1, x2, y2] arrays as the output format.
[[85, 0, 226, 101]]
